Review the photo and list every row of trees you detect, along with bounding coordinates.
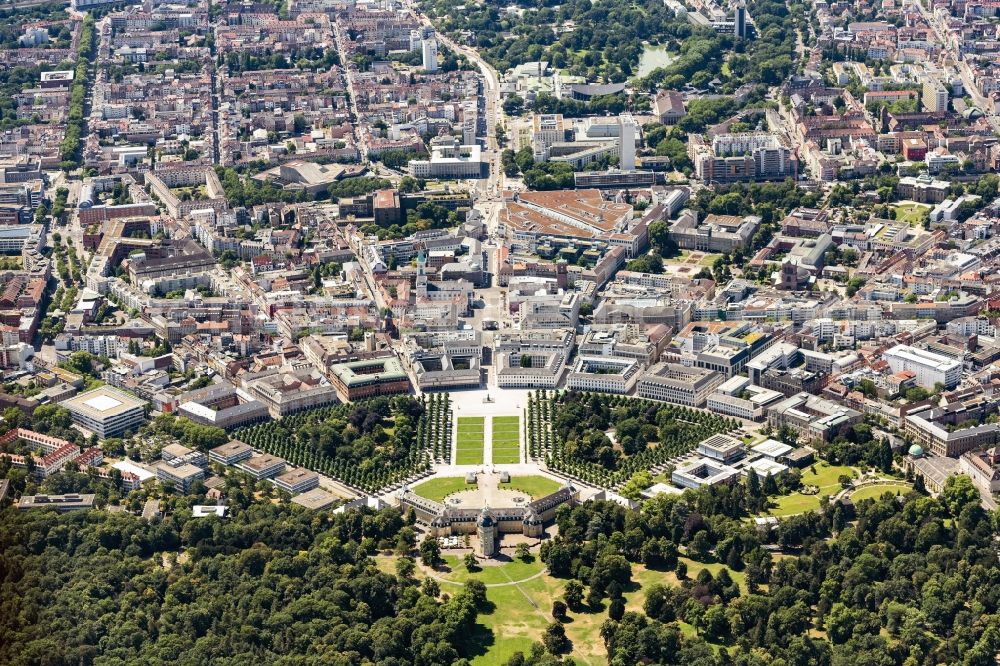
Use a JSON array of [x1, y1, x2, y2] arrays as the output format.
[[409, 393, 452, 463], [59, 16, 95, 169], [232, 397, 435, 491], [530, 391, 739, 487]]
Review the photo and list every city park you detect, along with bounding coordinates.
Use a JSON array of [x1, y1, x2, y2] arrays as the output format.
[[232, 387, 911, 664]]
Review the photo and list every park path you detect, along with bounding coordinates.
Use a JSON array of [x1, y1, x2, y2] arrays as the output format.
[[419, 562, 548, 588], [483, 416, 493, 466]]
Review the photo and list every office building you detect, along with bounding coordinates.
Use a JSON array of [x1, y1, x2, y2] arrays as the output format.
[[735, 3, 748, 39], [636, 363, 725, 407], [668, 210, 762, 253], [329, 357, 411, 402], [767, 392, 862, 442], [573, 170, 655, 189], [422, 37, 438, 73], [672, 458, 741, 489], [209, 440, 254, 466], [274, 468, 320, 494], [409, 136, 486, 179], [155, 461, 205, 493], [566, 356, 642, 394], [619, 114, 637, 170], [292, 487, 340, 511], [237, 453, 286, 480], [696, 434, 746, 464], [161, 443, 207, 469], [17, 493, 95, 512], [706, 375, 784, 420], [62, 386, 148, 439], [883, 345, 962, 390]]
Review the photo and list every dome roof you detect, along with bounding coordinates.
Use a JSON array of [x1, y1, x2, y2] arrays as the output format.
[[908, 444, 924, 457], [477, 507, 495, 527]]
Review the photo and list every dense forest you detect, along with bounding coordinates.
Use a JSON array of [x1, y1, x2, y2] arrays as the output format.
[[4, 451, 998, 665], [0, 501, 487, 665], [541, 475, 1000, 665]]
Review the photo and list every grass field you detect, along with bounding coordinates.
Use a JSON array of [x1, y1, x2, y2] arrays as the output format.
[[466, 556, 738, 665], [491, 416, 520, 464], [438, 554, 545, 585], [371, 552, 740, 665], [411, 476, 473, 503], [850, 482, 911, 502], [768, 462, 857, 517], [456, 416, 485, 465], [894, 202, 931, 226], [499, 475, 564, 499]]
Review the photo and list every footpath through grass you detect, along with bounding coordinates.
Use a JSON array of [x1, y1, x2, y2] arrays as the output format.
[[456, 416, 485, 465], [491, 416, 520, 464], [459, 555, 742, 665], [768, 462, 856, 517], [850, 482, 912, 502]]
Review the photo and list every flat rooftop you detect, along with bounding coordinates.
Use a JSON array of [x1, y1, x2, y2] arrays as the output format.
[[240, 453, 285, 472], [291, 487, 339, 510], [211, 440, 253, 458], [62, 386, 148, 420], [276, 468, 318, 485]]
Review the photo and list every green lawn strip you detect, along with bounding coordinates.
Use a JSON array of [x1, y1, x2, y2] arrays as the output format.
[[499, 475, 564, 499], [492, 452, 520, 464], [411, 476, 473, 502], [456, 449, 485, 465]]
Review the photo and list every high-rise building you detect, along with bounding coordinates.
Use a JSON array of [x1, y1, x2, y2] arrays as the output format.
[[735, 3, 748, 39], [619, 114, 637, 171], [922, 78, 948, 113], [422, 38, 438, 73]]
